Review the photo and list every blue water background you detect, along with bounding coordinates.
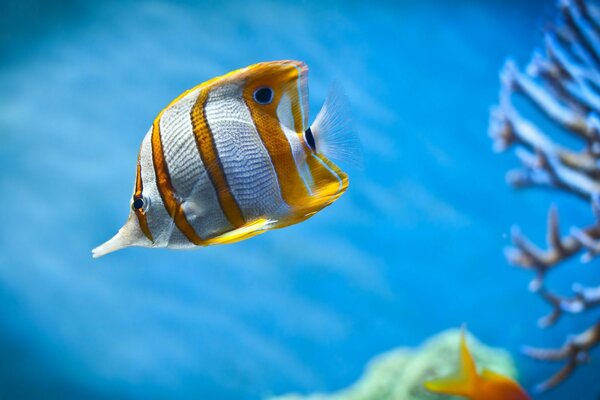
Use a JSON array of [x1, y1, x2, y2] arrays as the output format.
[[1, 0, 598, 399]]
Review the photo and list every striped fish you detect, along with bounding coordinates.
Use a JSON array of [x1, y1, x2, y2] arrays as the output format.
[[92, 60, 360, 258]]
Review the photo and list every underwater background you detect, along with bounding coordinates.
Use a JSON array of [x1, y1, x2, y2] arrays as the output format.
[[1, 0, 598, 399]]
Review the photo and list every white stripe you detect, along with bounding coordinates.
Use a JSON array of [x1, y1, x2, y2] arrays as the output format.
[[277, 93, 314, 195], [205, 83, 286, 220], [139, 128, 186, 248], [159, 89, 233, 239], [293, 64, 308, 129]]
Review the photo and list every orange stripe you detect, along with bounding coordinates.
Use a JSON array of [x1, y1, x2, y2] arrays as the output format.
[[191, 89, 246, 228], [133, 154, 154, 242], [243, 63, 311, 209], [151, 118, 205, 245]]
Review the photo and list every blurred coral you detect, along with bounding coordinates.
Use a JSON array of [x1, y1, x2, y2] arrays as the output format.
[[268, 329, 516, 400], [489, 0, 600, 392]]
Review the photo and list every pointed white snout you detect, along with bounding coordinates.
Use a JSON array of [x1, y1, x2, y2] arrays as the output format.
[[92, 231, 128, 258], [92, 214, 148, 258]]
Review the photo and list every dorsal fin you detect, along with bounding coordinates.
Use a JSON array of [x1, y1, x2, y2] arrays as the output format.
[[424, 327, 479, 397]]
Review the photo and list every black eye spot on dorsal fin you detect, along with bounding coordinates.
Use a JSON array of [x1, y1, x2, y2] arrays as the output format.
[[304, 127, 316, 151]]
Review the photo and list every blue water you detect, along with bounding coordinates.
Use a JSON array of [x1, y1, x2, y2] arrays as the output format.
[[1, 0, 598, 399]]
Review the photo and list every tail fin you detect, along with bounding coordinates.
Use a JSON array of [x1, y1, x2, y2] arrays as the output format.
[[424, 328, 479, 397], [309, 83, 363, 168]]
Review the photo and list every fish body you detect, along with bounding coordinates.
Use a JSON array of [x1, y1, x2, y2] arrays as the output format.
[[93, 61, 358, 257], [424, 329, 530, 400]]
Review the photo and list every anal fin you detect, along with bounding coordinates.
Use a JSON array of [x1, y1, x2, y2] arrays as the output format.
[[204, 218, 274, 245]]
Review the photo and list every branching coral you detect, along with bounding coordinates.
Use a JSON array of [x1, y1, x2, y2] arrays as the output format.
[[489, 0, 600, 392], [523, 322, 600, 392]]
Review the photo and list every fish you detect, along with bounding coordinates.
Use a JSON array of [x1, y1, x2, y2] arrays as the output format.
[[92, 60, 360, 258], [424, 328, 530, 400]]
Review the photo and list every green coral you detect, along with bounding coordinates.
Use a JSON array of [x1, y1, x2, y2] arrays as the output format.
[[269, 329, 518, 400]]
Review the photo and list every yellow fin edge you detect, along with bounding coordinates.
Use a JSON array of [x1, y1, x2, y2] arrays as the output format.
[[423, 329, 478, 397], [204, 218, 273, 246]]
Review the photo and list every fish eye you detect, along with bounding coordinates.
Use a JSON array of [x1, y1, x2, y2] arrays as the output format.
[[253, 87, 273, 104], [132, 195, 147, 211]]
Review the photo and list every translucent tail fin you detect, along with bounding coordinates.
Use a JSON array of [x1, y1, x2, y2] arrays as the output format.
[[310, 83, 363, 168]]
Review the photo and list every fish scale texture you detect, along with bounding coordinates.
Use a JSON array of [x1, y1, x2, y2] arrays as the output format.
[[157, 90, 233, 238], [160, 91, 204, 198], [205, 84, 284, 219]]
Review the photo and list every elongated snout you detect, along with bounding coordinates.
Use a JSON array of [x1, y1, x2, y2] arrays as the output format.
[[92, 213, 149, 258]]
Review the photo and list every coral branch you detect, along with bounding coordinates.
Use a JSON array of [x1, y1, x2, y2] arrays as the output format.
[[523, 322, 600, 392], [500, 59, 589, 136], [503, 207, 600, 290], [537, 284, 600, 327], [490, 0, 600, 392]]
